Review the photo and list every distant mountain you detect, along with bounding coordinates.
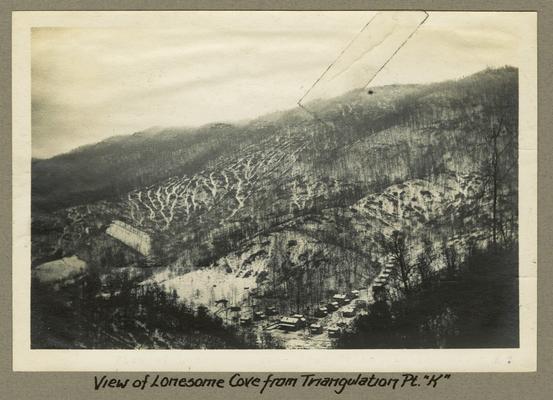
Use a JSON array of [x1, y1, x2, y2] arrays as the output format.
[[32, 65, 518, 305]]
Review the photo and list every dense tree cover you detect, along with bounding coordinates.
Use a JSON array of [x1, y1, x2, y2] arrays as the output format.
[[31, 272, 262, 349], [336, 244, 518, 348]]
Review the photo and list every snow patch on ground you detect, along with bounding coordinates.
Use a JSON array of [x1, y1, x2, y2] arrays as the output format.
[[152, 266, 258, 309], [34, 255, 87, 283]]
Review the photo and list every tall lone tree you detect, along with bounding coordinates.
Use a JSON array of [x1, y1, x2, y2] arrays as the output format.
[[378, 230, 414, 297]]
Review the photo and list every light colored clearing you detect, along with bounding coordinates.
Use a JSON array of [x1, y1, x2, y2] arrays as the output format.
[[33, 255, 87, 283], [124, 135, 305, 230], [145, 238, 273, 316], [106, 220, 151, 256], [153, 265, 259, 309]]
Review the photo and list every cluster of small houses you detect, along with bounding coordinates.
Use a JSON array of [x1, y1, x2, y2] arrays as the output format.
[[279, 264, 394, 337], [372, 262, 394, 299], [102, 219, 396, 339], [277, 289, 366, 338], [214, 263, 394, 339], [215, 293, 360, 337]]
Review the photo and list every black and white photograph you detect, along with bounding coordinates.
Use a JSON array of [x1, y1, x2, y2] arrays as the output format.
[[12, 10, 537, 371]]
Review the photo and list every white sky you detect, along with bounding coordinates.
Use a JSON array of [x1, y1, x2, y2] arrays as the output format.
[[31, 11, 530, 158]]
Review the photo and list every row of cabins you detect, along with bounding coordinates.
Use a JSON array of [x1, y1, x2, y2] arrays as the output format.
[[216, 286, 375, 336], [214, 298, 276, 326], [240, 311, 270, 326], [277, 315, 332, 336], [372, 264, 394, 298], [278, 289, 367, 336], [216, 264, 396, 337]]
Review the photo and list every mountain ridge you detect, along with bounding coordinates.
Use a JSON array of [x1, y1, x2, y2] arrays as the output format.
[[32, 66, 517, 213], [32, 66, 518, 270], [31, 66, 520, 349]]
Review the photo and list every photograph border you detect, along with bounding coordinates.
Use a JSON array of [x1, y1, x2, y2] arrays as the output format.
[[11, 9, 537, 372], [2, 2, 552, 399]]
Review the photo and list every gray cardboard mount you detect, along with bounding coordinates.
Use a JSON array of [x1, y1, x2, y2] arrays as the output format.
[[1, 1, 552, 399]]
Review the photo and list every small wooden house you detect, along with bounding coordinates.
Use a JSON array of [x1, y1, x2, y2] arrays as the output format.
[[354, 299, 368, 310], [279, 316, 302, 331], [253, 311, 265, 320], [215, 299, 229, 307], [314, 306, 328, 318], [332, 294, 347, 305], [309, 324, 323, 334], [342, 307, 356, 317], [291, 314, 307, 328], [328, 327, 342, 337], [266, 306, 279, 316]]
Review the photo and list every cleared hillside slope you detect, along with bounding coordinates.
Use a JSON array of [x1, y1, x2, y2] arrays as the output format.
[[32, 67, 518, 314]]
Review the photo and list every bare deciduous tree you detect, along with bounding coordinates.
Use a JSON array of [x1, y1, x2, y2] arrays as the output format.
[[378, 230, 415, 297]]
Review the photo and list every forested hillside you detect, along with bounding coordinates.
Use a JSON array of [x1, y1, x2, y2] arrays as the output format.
[[31, 66, 519, 348]]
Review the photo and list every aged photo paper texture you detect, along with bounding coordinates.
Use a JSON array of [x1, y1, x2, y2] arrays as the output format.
[[12, 11, 536, 371]]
